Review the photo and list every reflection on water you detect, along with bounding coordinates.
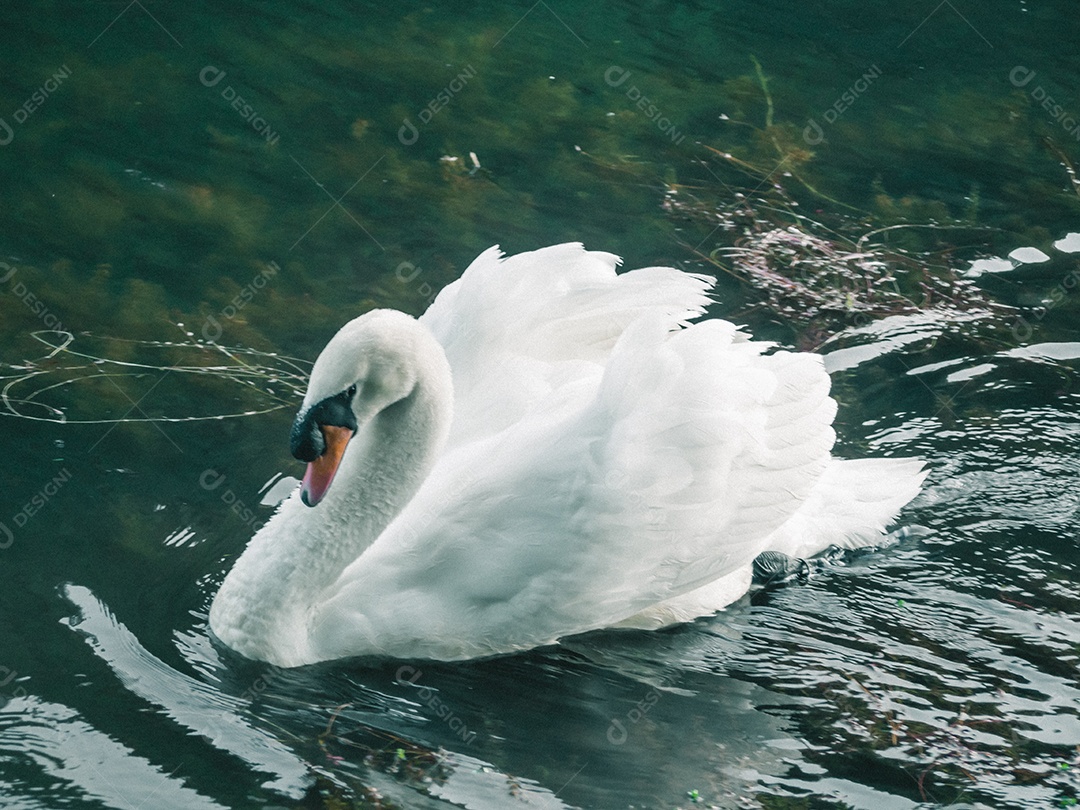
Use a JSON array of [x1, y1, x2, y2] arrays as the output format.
[[2, 0, 1080, 807], [0, 696, 226, 810]]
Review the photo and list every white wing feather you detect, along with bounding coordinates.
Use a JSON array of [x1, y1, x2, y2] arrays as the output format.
[[421, 243, 714, 446], [312, 244, 923, 660]]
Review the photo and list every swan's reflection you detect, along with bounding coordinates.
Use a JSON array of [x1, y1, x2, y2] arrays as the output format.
[[62, 581, 815, 808]]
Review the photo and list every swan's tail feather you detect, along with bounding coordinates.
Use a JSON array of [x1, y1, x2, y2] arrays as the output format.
[[591, 315, 839, 603], [618, 457, 926, 631], [764, 456, 928, 561]]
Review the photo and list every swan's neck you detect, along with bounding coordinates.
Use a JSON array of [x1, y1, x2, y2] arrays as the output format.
[[300, 388, 446, 590], [211, 346, 452, 665]]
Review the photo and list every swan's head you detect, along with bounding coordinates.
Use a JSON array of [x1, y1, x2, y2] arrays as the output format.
[[290, 309, 437, 507]]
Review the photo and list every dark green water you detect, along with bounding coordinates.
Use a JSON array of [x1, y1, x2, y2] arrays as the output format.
[[2, 1, 1079, 808]]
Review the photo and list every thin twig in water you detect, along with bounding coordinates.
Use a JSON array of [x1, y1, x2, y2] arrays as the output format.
[[750, 55, 774, 129]]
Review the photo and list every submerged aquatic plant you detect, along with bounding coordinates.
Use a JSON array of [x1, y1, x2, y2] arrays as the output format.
[[609, 56, 1078, 351], [653, 58, 1015, 348], [302, 701, 541, 810], [665, 165, 1011, 349], [823, 675, 1080, 808]]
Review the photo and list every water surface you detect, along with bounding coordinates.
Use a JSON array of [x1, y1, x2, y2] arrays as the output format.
[[1, 1, 1079, 808]]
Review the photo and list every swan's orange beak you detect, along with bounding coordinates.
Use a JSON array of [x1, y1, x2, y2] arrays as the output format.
[[300, 425, 354, 507]]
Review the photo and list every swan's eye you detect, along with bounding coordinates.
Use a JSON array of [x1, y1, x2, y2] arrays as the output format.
[[347, 384, 357, 398]]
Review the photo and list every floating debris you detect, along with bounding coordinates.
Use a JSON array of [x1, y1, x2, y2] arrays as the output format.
[[964, 257, 1014, 278], [1053, 232, 1080, 253], [1008, 246, 1051, 264]]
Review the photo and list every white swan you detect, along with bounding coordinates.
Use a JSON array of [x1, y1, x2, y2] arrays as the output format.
[[209, 243, 925, 666]]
